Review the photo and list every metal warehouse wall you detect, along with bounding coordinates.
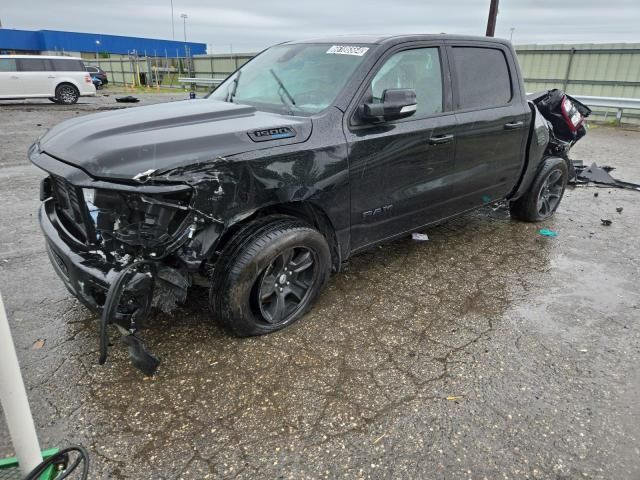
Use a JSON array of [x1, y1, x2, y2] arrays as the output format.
[[92, 44, 640, 122], [91, 54, 253, 87], [191, 54, 253, 78], [0, 29, 206, 56], [0, 29, 43, 51], [516, 43, 640, 123], [516, 43, 640, 98]]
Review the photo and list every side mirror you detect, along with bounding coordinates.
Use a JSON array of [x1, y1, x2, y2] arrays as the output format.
[[361, 88, 417, 123]]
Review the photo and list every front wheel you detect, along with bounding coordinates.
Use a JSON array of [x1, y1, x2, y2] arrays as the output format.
[[509, 158, 568, 222], [210, 216, 331, 337]]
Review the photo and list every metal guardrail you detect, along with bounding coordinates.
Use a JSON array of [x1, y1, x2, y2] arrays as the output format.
[[572, 95, 640, 124], [178, 77, 226, 87]]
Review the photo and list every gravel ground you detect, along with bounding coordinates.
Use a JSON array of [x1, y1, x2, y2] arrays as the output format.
[[0, 93, 639, 479]]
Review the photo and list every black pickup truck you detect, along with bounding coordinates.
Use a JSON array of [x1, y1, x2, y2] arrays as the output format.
[[30, 34, 589, 373]]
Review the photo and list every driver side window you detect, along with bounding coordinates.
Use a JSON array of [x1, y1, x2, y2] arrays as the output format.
[[371, 47, 443, 118]]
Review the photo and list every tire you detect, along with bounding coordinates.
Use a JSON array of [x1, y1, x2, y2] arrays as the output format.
[[54, 83, 79, 105], [210, 215, 331, 337], [509, 158, 568, 222]]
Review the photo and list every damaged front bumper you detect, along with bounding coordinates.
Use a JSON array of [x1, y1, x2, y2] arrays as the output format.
[[40, 197, 201, 375], [40, 198, 122, 313]]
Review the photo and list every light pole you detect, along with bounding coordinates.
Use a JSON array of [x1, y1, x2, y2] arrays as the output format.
[[180, 13, 188, 43], [510, 27, 515, 42], [95, 39, 100, 60], [180, 13, 189, 75], [170, 0, 175, 40]]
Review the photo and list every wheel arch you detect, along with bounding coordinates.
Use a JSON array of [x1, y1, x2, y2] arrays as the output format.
[[54, 81, 80, 96], [213, 201, 342, 272]]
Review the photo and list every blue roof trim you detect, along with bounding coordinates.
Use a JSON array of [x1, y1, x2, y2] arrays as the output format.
[[0, 29, 206, 55]]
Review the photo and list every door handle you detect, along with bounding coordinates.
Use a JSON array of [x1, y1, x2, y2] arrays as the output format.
[[10, 75, 19, 79], [429, 134, 454, 145], [47, 75, 57, 79], [504, 121, 524, 130]]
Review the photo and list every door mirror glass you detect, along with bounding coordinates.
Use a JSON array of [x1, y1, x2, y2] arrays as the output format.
[[361, 88, 417, 122]]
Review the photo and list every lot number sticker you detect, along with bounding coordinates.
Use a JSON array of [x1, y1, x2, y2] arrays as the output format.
[[326, 45, 369, 56]]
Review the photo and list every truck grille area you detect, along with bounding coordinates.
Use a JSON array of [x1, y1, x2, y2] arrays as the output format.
[[47, 173, 194, 258], [50, 175, 92, 243]]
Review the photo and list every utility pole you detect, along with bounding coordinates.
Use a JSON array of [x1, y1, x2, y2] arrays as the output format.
[[170, 0, 175, 40], [486, 0, 499, 37]]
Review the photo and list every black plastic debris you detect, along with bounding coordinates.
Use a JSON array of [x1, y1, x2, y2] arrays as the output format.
[[601, 219, 612, 226], [115, 96, 140, 103], [580, 163, 617, 184], [616, 207, 624, 213], [570, 161, 640, 192]]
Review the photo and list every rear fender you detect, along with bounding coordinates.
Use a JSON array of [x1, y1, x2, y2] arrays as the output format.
[[508, 103, 551, 201]]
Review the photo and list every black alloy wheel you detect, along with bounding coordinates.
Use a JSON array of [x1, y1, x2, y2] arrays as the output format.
[[536, 169, 564, 217], [257, 246, 316, 325], [509, 158, 568, 222], [210, 215, 331, 337]]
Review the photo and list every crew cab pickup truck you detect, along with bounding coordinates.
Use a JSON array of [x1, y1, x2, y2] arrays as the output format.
[[30, 34, 589, 373]]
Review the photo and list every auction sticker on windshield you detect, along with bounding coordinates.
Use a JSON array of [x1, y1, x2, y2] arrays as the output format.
[[326, 45, 369, 56]]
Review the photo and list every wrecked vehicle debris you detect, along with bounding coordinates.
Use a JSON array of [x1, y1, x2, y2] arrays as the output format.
[[30, 35, 590, 374], [115, 95, 140, 103], [569, 160, 640, 191]]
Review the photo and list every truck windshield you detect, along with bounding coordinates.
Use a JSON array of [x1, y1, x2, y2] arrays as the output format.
[[210, 44, 370, 115]]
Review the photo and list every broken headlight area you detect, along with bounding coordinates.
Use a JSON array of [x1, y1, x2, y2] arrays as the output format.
[[80, 186, 195, 257]]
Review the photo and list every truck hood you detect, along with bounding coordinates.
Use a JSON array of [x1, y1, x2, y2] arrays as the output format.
[[36, 99, 312, 182]]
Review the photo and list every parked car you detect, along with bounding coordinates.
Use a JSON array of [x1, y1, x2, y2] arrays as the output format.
[[30, 34, 589, 373], [85, 65, 108, 85], [0, 55, 96, 104], [91, 75, 103, 90]]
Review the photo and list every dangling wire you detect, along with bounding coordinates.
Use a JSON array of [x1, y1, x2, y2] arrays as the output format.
[[24, 446, 89, 480]]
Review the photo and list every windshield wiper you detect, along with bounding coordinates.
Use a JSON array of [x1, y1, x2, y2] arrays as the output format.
[[226, 70, 242, 103], [269, 68, 296, 114]]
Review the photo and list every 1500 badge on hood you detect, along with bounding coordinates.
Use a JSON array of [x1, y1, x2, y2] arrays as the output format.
[[248, 126, 297, 142]]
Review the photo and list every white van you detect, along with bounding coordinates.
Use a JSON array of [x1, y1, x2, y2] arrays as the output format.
[[0, 55, 96, 104]]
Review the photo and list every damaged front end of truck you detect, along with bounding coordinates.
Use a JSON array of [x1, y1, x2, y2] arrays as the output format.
[[29, 93, 318, 375], [32, 149, 238, 375]]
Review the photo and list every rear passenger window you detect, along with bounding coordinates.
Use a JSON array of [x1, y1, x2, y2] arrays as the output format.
[[0, 59, 17, 72], [51, 59, 85, 71], [452, 47, 512, 110], [18, 58, 50, 72]]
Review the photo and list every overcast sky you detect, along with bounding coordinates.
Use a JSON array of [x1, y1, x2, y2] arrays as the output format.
[[2, 0, 639, 53]]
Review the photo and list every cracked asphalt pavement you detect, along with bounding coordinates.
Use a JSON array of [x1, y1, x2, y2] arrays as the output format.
[[1, 94, 639, 479]]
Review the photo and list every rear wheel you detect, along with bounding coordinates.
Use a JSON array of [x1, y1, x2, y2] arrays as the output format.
[[210, 216, 331, 337], [54, 84, 79, 105], [509, 158, 568, 222]]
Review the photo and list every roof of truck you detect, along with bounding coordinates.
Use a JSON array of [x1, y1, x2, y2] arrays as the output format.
[[286, 34, 512, 46]]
